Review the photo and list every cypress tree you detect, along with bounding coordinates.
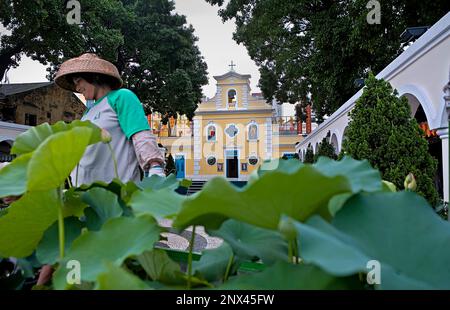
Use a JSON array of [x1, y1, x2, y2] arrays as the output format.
[[342, 74, 439, 206], [165, 153, 176, 176], [314, 136, 338, 162]]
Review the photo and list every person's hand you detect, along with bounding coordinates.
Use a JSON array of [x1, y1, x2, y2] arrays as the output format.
[[146, 164, 165, 177], [2, 195, 20, 205], [36, 264, 54, 286]]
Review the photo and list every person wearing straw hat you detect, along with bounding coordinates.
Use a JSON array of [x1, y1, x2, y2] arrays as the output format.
[[55, 53, 165, 185]]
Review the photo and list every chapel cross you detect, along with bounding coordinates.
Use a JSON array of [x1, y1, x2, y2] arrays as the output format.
[[229, 61, 236, 71]]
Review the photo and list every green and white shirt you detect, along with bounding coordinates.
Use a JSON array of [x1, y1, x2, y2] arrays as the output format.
[[71, 88, 150, 185]]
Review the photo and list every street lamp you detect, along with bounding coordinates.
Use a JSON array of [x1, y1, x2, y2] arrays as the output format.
[[354, 78, 365, 89], [400, 26, 430, 43], [398, 26, 430, 55]]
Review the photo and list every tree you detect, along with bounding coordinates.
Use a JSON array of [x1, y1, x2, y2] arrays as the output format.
[[205, 0, 449, 121], [0, 0, 208, 119], [314, 136, 338, 162], [112, 0, 208, 120], [0, 0, 125, 83], [303, 147, 314, 164], [165, 153, 176, 176], [342, 74, 439, 206]]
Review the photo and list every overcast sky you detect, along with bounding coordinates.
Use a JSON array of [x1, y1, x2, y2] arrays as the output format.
[[2, 0, 294, 114]]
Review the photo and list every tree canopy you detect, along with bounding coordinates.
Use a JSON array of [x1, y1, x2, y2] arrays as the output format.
[[0, 0, 208, 119], [205, 0, 449, 121]]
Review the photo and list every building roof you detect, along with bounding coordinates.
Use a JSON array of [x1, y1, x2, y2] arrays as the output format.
[[0, 82, 53, 98], [213, 70, 251, 81]]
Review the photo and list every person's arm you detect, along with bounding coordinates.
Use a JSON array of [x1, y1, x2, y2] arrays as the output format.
[[108, 89, 166, 176], [131, 130, 166, 176]]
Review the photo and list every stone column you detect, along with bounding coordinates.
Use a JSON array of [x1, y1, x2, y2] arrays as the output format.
[[193, 118, 201, 177], [442, 73, 450, 205], [437, 128, 448, 203]]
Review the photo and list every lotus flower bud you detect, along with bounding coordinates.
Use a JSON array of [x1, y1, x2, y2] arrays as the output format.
[[101, 128, 112, 143], [404, 173, 417, 191], [278, 217, 297, 241]]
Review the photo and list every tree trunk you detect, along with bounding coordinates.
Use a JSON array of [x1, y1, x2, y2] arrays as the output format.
[[0, 55, 13, 83], [0, 43, 25, 83]]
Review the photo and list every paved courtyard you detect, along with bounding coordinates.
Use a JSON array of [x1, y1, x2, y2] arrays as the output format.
[[156, 219, 223, 253]]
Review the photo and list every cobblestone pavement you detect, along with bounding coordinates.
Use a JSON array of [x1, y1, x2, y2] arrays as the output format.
[[156, 219, 223, 253]]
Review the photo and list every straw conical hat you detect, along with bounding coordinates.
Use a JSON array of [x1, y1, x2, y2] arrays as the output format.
[[55, 53, 123, 92]]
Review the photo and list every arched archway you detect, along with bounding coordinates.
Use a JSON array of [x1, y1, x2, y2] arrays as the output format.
[[399, 90, 443, 201], [397, 85, 437, 128], [340, 126, 349, 151], [330, 133, 339, 155], [412, 104, 443, 199], [307, 144, 313, 157], [0, 139, 14, 162]]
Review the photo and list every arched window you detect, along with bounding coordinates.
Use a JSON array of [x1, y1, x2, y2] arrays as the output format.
[[206, 124, 216, 142], [207, 156, 217, 166], [228, 89, 237, 108], [248, 156, 259, 166], [247, 121, 258, 141]]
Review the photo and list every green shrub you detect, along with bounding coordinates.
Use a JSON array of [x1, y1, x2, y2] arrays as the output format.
[[342, 74, 439, 206], [165, 153, 176, 176], [303, 148, 314, 163], [314, 136, 338, 162]]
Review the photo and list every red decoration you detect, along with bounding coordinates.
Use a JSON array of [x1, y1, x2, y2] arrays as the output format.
[[306, 105, 312, 134], [419, 122, 437, 138]]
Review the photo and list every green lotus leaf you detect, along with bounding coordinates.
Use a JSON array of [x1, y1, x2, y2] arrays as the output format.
[[219, 261, 362, 289], [27, 127, 94, 191], [130, 187, 185, 220], [62, 188, 88, 218], [313, 156, 382, 193], [36, 217, 85, 265], [294, 192, 450, 289], [0, 191, 58, 258], [11, 120, 101, 155], [52, 215, 160, 289], [95, 263, 151, 290], [137, 249, 184, 285], [81, 187, 123, 231], [137, 174, 179, 191], [173, 165, 351, 230], [207, 219, 288, 265], [0, 153, 31, 198], [192, 242, 235, 283]]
